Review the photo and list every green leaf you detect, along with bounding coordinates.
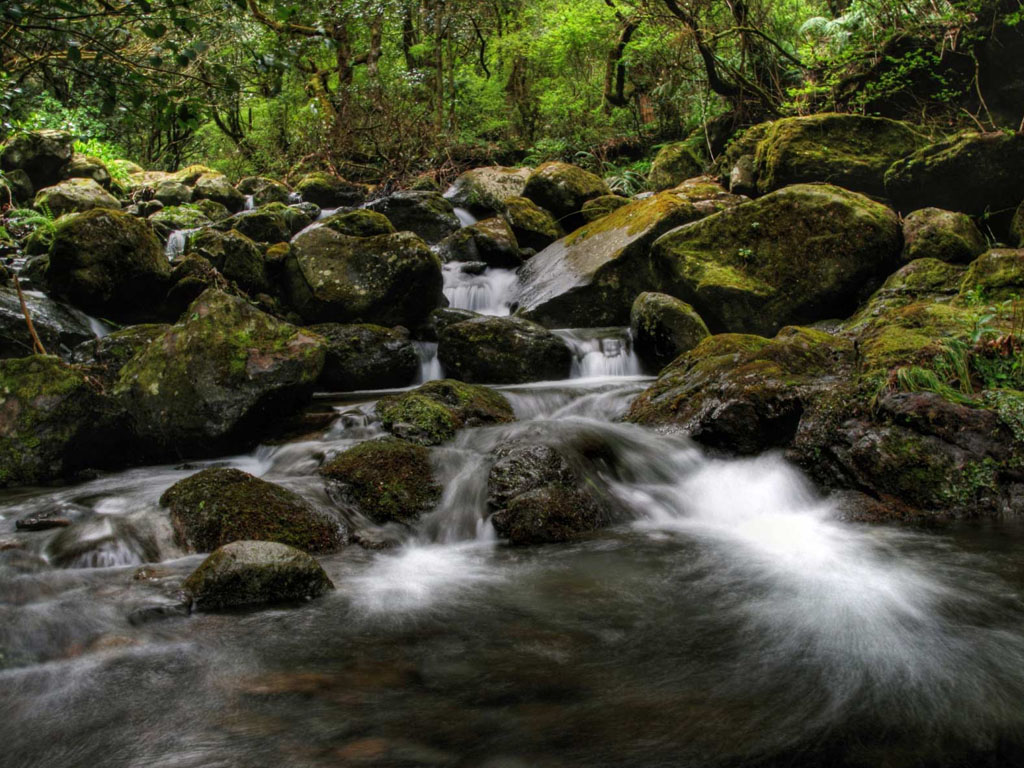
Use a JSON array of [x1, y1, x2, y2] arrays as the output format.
[[142, 23, 167, 39]]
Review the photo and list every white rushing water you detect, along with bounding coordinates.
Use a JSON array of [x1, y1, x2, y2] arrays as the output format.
[[554, 327, 643, 378], [442, 263, 518, 315], [164, 228, 196, 260], [414, 340, 443, 382], [452, 207, 477, 227]]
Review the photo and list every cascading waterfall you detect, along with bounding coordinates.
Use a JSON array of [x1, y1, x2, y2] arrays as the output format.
[[442, 262, 518, 315], [553, 327, 643, 378], [164, 228, 195, 260], [414, 340, 443, 383], [243, 194, 255, 211]]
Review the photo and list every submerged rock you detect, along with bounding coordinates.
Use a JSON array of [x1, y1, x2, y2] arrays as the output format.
[[161, 467, 342, 553], [514, 191, 700, 327], [285, 226, 443, 327], [629, 292, 710, 371], [114, 289, 325, 456], [34, 178, 120, 217], [46, 208, 170, 323], [446, 166, 532, 214], [522, 162, 611, 230], [753, 113, 924, 196], [438, 315, 571, 384], [901, 208, 987, 264], [320, 437, 441, 525], [183, 540, 334, 611], [309, 323, 418, 391], [651, 184, 901, 335], [376, 379, 515, 445], [365, 190, 461, 244]]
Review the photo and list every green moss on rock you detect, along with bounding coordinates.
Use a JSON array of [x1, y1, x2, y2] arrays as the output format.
[[320, 209, 395, 237], [648, 139, 704, 191], [959, 249, 1024, 301], [438, 315, 572, 383], [521, 162, 611, 228], [581, 195, 630, 222], [447, 166, 532, 213], [501, 196, 563, 251], [902, 208, 987, 264], [630, 291, 710, 371], [35, 178, 121, 217], [295, 172, 365, 208], [375, 379, 515, 445]]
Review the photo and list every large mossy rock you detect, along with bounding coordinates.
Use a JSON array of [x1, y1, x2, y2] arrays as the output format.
[[521, 162, 611, 229], [161, 467, 342, 553], [440, 217, 521, 267], [959, 248, 1024, 301], [71, 324, 168, 385], [628, 327, 853, 454], [648, 140, 705, 191], [375, 379, 515, 446], [319, 437, 441, 525], [1, 130, 73, 189], [319, 209, 395, 237], [651, 184, 902, 335], [438, 316, 571, 384], [309, 323, 418, 391], [193, 173, 245, 213], [224, 203, 292, 243], [114, 289, 325, 456], [148, 204, 212, 241], [183, 540, 334, 611], [514, 192, 700, 327], [365, 190, 460, 244], [186, 228, 268, 296], [154, 179, 192, 207], [237, 176, 291, 206], [285, 226, 443, 326], [295, 172, 365, 208], [902, 208, 987, 264], [0, 355, 121, 487], [46, 208, 170, 323], [446, 166, 532, 214], [629, 292, 710, 371], [0, 288, 95, 359], [65, 154, 111, 188], [581, 195, 630, 222], [884, 132, 1024, 218], [501, 196, 563, 251], [35, 179, 120, 217], [753, 114, 924, 196]]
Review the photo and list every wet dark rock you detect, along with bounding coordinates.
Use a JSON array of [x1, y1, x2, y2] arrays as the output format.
[[423, 307, 480, 341], [521, 162, 611, 230], [222, 202, 302, 243], [186, 228, 269, 295], [114, 288, 325, 457], [438, 315, 571, 384], [630, 292, 710, 371], [320, 437, 441, 525], [295, 172, 365, 208], [183, 540, 334, 611], [0, 288, 95, 360], [161, 467, 342, 553], [70, 324, 169, 384], [440, 217, 521, 267], [487, 443, 576, 509], [365, 190, 461, 244], [1, 130, 74, 189], [46, 208, 170, 324], [162, 253, 230, 319], [491, 485, 602, 546], [309, 323, 418, 391], [16, 513, 72, 531], [376, 379, 515, 446]]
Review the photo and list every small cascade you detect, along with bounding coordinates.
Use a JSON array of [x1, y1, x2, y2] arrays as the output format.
[[443, 263, 517, 315], [287, 191, 302, 204], [243, 194, 255, 211], [452, 207, 477, 227], [316, 206, 341, 221], [553, 328, 643, 378], [164, 229, 194, 260], [415, 341, 444, 383]]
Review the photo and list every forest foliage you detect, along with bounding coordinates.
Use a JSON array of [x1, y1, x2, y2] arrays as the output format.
[[2, 0, 1022, 184]]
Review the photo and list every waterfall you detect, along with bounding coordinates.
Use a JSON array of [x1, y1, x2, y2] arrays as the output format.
[[243, 195, 255, 211], [552, 327, 643, 378], [164, 229, 195, 260], [415, 341, 444, 383], [452, 207, 477, 227], [442, 263, 517, 315]]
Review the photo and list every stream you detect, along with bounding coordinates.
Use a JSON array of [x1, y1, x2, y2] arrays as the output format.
[[3, 206, 1024, 768]]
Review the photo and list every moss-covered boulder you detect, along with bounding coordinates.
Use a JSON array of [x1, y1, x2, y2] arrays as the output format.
[[170, 164, 216, 186], [114, 288, 325, 456], [902, 208, 987, 264], [375, 379, 515, 445], [186, 228, 268, 295], [161, 467, 342, 553], [148, 204, 212, 241], [163, 253, 230, 318], [2, 168, 34, 204], [438, 316, 571, 384], [669, 176, 749, 216], [319, 209, 395, 237], [34, 178, 121, 217], [183, 540, 334, 611], [0, 288, 95, 360], [46, 208, 170, 323], [959, 248, 1024, 301], [884, 132, 1024, 219], [715, 122, 771, 195], [309, 323, 418, 391], [492, 486, 602, 545], [629, 292, 710, 371], [365, 190, 461, 244], [1012, 200, 1023, 247], [193, 173, 245, 213], [1, 130, 73, 189], [0, 355, 122, 487], [521, 162, 611, 229], [440, 217, 520, 267], [295, 172, 365, 208], [319, 437, 441, 525], [501, 196, 563, 251], [753, 114, 924, 196], [154, 179, 193, 207], [446, 166, 532, 214], [237, 176, 291, 206], [71, 324, 168, 385], [648, 140, 704, 191], [628, 327, 853, 454], [514, 191, 700, 327], [651, 184, 902, 336], [581, 195, 630, 222], [285, 226, 443, 327], [65, 154, 111, 189], [225, 202, 305, 243], [194, 198, 231, 222]]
